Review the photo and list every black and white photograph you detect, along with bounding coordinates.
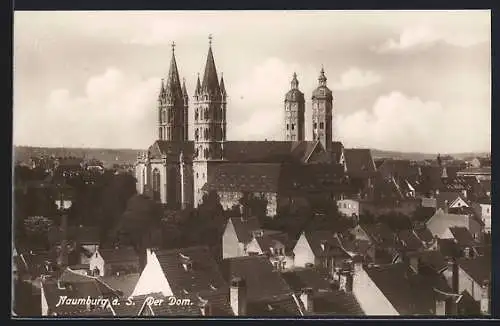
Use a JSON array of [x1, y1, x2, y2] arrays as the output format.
[[12, 10, 492, 317]]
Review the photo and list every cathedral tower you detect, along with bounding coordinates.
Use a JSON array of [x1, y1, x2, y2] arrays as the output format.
[[158, 42, 187, 142], [284, 72, 305, 141], [311, 67, 333, 150], [193, 36, 227, 206]]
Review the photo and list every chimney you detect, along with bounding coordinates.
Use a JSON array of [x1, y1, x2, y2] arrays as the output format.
[[447, 259, 459, 294], [409, 254, 419, 274], [199, 298, 212, 316], [435, 298, 446, 316], [443, 200, 449, 214], [57, 214, 68, 267], [480, 280, 490, 315], [461, 189, 467, 199], [300, 287, 314, 314], [230, 277, 247, 316], [339, 271, 353, 292]]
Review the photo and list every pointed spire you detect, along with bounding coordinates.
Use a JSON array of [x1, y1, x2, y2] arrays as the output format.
[[201, 34, 221, 96], [318, 66, 327, 86], [158, 78, 166, 99], [220, 73, 226, 97], [165, 41, 183, 99], [195, 73, 201, 95], [182, 78, 188, 98], [291, 72, 299, 90]]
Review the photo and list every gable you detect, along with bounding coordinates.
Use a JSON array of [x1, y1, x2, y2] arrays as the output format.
[[450, 197, 469, 208], [304, 142, 324, 163], [131, 250, 173, 297], [293, 233, 314, 258], [246, 238, 263, 255]]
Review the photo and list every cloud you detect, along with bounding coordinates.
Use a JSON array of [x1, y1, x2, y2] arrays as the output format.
[[373, 25, 489, 53], [332, 68, 382, 91], [335, 92, 490, 153], [14, 67, 160, 149], [228, 57, 318, 140]]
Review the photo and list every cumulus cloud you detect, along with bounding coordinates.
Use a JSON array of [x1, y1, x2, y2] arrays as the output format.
[[373, 25, 489, 53], [332, 68, 382, 91], [14, 67, 160, 149], [335, 92, 490, 153], [228, 57, 318, 140]]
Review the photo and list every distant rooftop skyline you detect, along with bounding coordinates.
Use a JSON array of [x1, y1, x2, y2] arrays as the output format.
[[13, 10, 491, 153]]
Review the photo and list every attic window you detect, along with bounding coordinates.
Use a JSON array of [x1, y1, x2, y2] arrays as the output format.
[[182, 262, 193, 271]]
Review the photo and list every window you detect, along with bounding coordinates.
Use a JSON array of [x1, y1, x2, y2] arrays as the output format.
[[286, 124, 289, 130], [291, 124, 295, 130], [320, 122, 324, 129], [486, 208, 490, 214], [314, 122, 317, 129], [196, 172, 199, 178]]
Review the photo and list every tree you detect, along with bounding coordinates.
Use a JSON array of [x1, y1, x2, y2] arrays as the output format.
[[378, 211, 412, 231]]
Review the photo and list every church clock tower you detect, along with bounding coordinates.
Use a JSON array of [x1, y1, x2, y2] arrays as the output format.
[[284, 72, 305, 141], [311, 67, 333, 150]]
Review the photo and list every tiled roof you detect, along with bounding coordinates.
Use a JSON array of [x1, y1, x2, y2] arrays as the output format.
[[457, 255, 491, 285], [229, 216, 261, 243], [421, 197, 437, 208], [313, 291, 364, 316], [359, 223, 396, 247], [221, 256, 293, 302], [436, 192, 467, 210], [290, 141, 320, 163], [247, 296, 302, 316], [304, 231, 349, 259], [205, 163, 282, 193], [418, 166, 444, 192], [343, 148, 376, 178], [282, 163, 347, 193], [223, 141, 306, 163], [98, 247, 139, 264], [414, 227, 434, 243], [98, 273, 141, 298], [365, 263, 449, 315], [42, 269, 118, 316], [281, 268, 331, 292], [419, 250, 447, 273], [154, 246, 228, 297], [377, 159, 420, 180], [309, 142, 344, 164], [20, 251, 58, 278], [149, 141, 195, 161], [479, 180, 491, 194], [448, 227, 475, 247], [338, 238, 372, 258], [425, 210, 473, 238], [254, 231, 291, 254], [437, 239, 461, 258], [397, 230, 424, 252]]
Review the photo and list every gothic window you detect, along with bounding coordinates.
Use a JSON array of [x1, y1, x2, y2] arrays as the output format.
[[161, 110, 166, 123], [204, 148, 209, 159], [204, 108, 208, 120], [314, 123, 317, 129], [194, 148, 199, 158], [195, 109, 199, 121], [152, 169, 161, 201], [286, 124, 289, 130], [142, 169, 146, 187], [159, 128, 163, 139], [320, 122, 324, 129], [195, 129, 199, 141], [291, 124, 295, 130]]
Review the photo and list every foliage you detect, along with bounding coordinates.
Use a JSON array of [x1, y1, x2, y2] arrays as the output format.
[[378, 211, 413, 231]]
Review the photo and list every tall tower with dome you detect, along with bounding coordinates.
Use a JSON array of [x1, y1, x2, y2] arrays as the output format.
[[284, 72, 305, 141], [311, 67, 333, 150]]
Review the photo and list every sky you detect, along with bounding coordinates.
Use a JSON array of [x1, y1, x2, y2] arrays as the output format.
[[13, 10, 491, 153]]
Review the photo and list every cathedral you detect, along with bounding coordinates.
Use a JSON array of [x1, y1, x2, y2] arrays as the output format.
[[135, 37, 375, 210]]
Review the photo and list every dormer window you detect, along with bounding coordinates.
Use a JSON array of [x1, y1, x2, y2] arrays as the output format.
[[182, 261, 193, 271], [252, 230, 264, 238]]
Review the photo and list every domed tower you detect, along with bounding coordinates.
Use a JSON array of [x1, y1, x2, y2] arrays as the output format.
[[311, 67, 333, 150], [158, 42, 186, 142], [284, 72, 305, 141], [193, 35, 227, 206]]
